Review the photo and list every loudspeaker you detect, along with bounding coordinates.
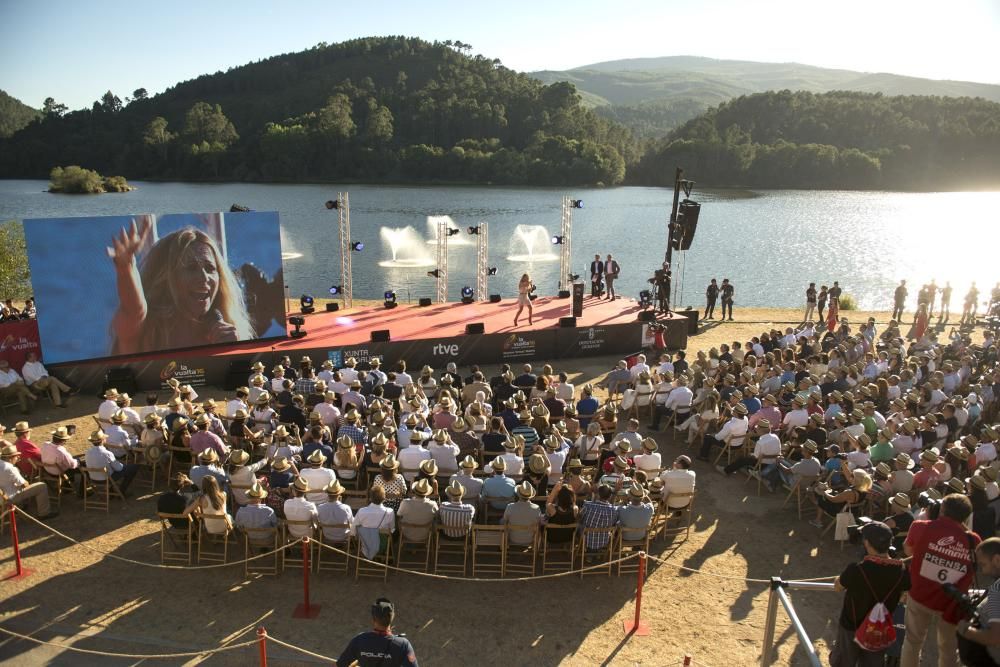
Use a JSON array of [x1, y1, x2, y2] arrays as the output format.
[[559, 317, 576, 328], [489, 294, 502, 303], [679, 308, 699, 335], [638, 310, 657, 322], [371, 329, 391, 342], [224, 360, 253, 391], [103, 367, 137, 396], [557, 290, 570, 299], [325, 302, 339, 312], [465, 322, 485, 335], [671, 199, 701, 251], [418, 297, 433, 307], [572, 283, 584, 318]]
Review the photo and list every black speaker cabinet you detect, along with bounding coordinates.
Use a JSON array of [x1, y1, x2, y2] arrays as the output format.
[[465, 322, 485, 335], [371, 329, 391, 342], [325, 302, 339, 312], [418, 297, 433, 307], [638, 310, 657, 322], [489, 294, 502, 303], [559, 317, 577, 328]]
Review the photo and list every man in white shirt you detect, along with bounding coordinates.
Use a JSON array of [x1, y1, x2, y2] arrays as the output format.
[[317, 480, 354, 541], [226, 388, 250, 419], [650, 376, 693, 430], [104, 410, 138, 457], [633, 437, 662, 473], [427, 429, 460, 476], [697, 403, 749, 461], [115, 394, 143, 431], [397, 478, 439, 543], [659, 455, 696, 509], [20, 352, 72, 408], [500, 438, 525, 477], [300, 449, 337, 505], [656, 353, 675, 378], [891, 420, 921, 456], [398, 432, 432, 482], [718, 420, 781, 481], [0, 359, 36, 414], [782, 395, 810, 436], [339, 357, 359, 385], [629, 354, 650, 381], [313, 391, 341, 428], [1, 443, 56, 518], [394, 362, 413, 389], [544, 435, 569, 485], [270, 366, 287, 394], [610, 419, 643, 455], [283, 476, 319, 538], [83, 430, 138, 493]]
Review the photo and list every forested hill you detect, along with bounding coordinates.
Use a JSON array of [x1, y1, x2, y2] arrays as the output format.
[[0, 37, 634, 186], [0, 91, 39, 138], [632, 90, 1000, 190]]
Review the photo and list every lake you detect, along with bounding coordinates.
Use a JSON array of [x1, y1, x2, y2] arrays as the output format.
[[1, 179, 997, 311]]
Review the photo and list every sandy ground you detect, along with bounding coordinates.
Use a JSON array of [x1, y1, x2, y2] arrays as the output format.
[[0, 307, 970, 665]]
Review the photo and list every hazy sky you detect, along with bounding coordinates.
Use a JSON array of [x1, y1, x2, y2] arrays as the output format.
[[1, 0, 997, 110]]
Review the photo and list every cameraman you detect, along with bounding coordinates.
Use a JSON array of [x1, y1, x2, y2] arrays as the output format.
[[956, 537, 1000, 666], [831, 521, 910, 667], [902, 493, 982, 667], [338, 598, 419, 667]]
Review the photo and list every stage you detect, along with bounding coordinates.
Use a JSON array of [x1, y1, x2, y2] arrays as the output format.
[[56, 295, 689, 392]]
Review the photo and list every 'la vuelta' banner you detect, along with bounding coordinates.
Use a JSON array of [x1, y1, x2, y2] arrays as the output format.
[[0, 319, 41, 371]]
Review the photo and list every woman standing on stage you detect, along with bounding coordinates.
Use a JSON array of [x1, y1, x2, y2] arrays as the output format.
[[514, 273, 534, 327]]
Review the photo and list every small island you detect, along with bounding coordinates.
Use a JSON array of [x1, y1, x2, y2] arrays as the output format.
[[48, 165, 134, 194]]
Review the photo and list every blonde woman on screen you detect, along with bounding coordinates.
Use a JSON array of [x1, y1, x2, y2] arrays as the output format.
[[514, 273, 534, 327], [107, 217, 254, 355]]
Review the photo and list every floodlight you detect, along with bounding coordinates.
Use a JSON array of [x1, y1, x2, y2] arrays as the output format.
[[571, 200, 583, 209], [350, 241, 364, 251], [325, 200, 339, 210], [486, 267, 497, 276], [551, 235, 564, 245], [468, 226, 480, 235], [300, 294, 315, 314]]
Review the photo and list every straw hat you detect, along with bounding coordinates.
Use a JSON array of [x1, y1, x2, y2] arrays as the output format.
[[103, 388, 120, 399], [412, 478, 432, 497], [980, 467, 999, 483], [567, 458, 583, 471], [628, 484, 647, 501], [875, 462, 892, 477], [408, 430, 425, 444], [229, 450, 250, 466], [969, 475, 988, 492], [433, 429, 448, 443], [111, 411, 126, 424], [370, 432, 388, 447], [233, 409, 248, 421], [252, 361, 265, 371], [545, 434, 562, 451], [490, 457, 507, 473], [273, 425, 288, 440], [503, 437, 519, 451], [802, 440, 819, 454], [404, 413, 419, 427], [894, 452, 912, 467], [198, 449, 219, 464], [0, 443, 18, 458], [380, 454, 399, 470], [445, 480, 465, 499], [344, 410, 359, 423], [271, 456, 291, 472], [306, 449, 327, 465], [890, 493, 911, 510], [325, 479, 345, 496], [809, 413, 824, 425], [13, 421, 29, 434], [755, 419, 771, 434], [733, 403, 748, 416], [451, 417, 468, 433], [515, 481, 535, 499], [246, 482, 267, 499], [171, 417, 189, 433], [50, 426, 70, 442], [612, 456, 628, 471], [337, 435, 354, 450], [528, 453, 550, 475], [292, 475, 310, 493], [949, 446, 970, 462], [144, 412, 161, 426], [88, 430, 108, 444], [419, 459, 438, 477], [167, 397, 182, 409], [194, 413, 210, 427], [459, 455, 478, 470], [945, 478, 966, 494]]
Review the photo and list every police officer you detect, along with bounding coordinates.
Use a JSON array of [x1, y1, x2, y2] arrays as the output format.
[[704, 278, 719, 320], [338, 598, 419, 666]]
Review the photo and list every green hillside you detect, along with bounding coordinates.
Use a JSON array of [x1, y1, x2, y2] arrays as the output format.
[[533, 56, 1000, 138], [633, 90, 1000, 190], [0, 91, 40, 138], [0, 37, 635, 186]]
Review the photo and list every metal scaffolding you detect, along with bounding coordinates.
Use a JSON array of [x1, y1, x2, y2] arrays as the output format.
[[435, 218, 449, 304], [475, 222, 489, 302], [335, 192, 353, 309], [558, 196, 574, 293]]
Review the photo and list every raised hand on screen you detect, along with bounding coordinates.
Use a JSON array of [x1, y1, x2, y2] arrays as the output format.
[[106, 217, 152, 268]]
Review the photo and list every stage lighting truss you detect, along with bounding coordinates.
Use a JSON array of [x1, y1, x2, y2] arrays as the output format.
[[474, 221, 489, 303], [434, 218, 449, 304], [558, 195, 575, 293], [331, 192, 353, 308]]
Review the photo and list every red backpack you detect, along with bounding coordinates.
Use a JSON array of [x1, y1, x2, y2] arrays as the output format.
[[854, 565, 905, 652]]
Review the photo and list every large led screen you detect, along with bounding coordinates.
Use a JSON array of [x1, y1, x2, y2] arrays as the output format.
[[24, 211, 286, 364]]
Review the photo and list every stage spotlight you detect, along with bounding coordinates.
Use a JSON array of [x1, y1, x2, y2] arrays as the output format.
[[300, 294, 315, 314], [571, 199, 584, 209], [486, 267, 497, 276], [350, 241, 364, 252], [461, 286, 474, 304], [551, 235, 564, 245], [329, 285, 342, 296], [288, 315, 307, 339], [427, 269, 441, 278], [230, 203, 251, 212], [384, 290, 398, 309], [467, 226, 480, 235], [446, 228, 460, 237], [325, 200, 339, 210], [639, 290, 653, 309]]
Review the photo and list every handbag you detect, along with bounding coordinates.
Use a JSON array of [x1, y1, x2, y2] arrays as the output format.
[[834, 507, 855, 542]]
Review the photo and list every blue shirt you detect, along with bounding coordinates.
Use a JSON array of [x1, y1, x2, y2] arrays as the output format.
[[742, 398, 762, 416], [579, 500, 618, 550], [618, 502, 655, 541], [302, 441, 334, 462], [482, 474, 516, 509], [500, 409, 520, 432], [577, 397, 600, 427]]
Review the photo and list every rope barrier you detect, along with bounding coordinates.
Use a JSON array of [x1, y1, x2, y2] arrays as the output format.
[[0, 625, 257, 659], [11, 506, 301, 570], [644, 553, 836, 585], [313, 539, 641, 581], [266, 634, 339, 663]]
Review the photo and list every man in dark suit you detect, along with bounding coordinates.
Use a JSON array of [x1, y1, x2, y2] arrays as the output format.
[[589, 254, 604, 297]]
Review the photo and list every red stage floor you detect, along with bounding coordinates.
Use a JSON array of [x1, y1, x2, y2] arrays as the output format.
[[249, 294, 648, 355]]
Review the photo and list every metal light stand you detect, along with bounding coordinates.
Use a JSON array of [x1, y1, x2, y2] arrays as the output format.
[[435, 218, 449, 304], [336, 192, 353, 309], [475, 222, 489, 302], [558, 196, 574, 293]]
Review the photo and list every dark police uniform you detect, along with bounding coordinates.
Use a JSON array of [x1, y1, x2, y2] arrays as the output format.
[[338, 630, 418, 667]]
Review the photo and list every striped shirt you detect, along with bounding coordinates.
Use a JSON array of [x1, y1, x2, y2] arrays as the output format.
[[438, 501, 475, 538], [579, 500, 618, 550], [337, 424, 368, 446]]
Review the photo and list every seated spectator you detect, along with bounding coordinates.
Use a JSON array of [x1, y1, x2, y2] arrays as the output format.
[[0, 359, 36, 414], [183, 475, 232, 533], [503, 481, 542, 544], [84, 430, 138, 494], [20, 352, 73, 408], [283, 476, 319, 538], [438, 480, 476, 539], [449, 455, 484, 501], [11, 421, 40, 477], [482, 457, 516, 511], [40, 426, 81, 494], [317, 480, 353, 542], [0, 442, 56, 518], [618, 485, 655, 541], [236, 483, 277, 541], [579, 485, 618, 551]]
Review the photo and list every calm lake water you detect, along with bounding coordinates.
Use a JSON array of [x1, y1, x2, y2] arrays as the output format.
[[2, 179, 997, 311]]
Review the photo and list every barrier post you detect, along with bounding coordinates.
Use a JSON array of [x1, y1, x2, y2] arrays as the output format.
[[292, 537, 320, 618], [623, 551, 649, 636], [257, 626, 268, 667], [683, 655, 692, 666], [3, 506, 33, 581], [760, 577, 783, 666]]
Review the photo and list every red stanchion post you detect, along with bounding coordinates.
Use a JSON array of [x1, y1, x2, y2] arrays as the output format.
[[683, 655, 692, 666], [623, 551, 649, 636], [3, 506, 33, 581], [257, 626, 268, 667], [292, 537, 320, 618]]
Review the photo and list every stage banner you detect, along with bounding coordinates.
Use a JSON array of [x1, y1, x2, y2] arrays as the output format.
[[555, 322, 646, 359], [24, 211, 286, 365], [0, 319, 41, 371]]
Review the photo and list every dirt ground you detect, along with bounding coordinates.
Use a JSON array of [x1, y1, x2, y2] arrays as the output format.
[[0, 307, 971, 665]]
